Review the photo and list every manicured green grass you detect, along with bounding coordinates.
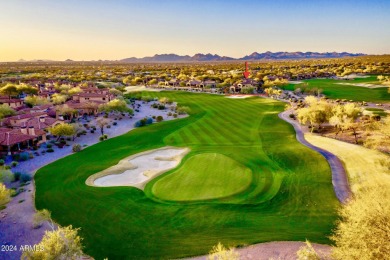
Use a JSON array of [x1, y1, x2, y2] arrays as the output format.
[[151, 153, 252, 202], [284, 76, 390, 102], [35, 92, 339, 259], [365, 107, 388, 117]]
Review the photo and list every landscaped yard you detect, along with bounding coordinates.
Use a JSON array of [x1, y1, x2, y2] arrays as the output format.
[[35, 92, 339, 259], [283, 76, 389, 103]]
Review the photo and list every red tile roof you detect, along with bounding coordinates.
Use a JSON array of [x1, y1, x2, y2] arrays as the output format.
[[0, 128, 41, 146]]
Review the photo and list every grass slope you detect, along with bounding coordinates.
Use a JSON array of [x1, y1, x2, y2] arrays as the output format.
[[151, 153, 252, 202], [284, 76, 390, 102], [305, 134, 390, 193], [35, 92, 339, 259]]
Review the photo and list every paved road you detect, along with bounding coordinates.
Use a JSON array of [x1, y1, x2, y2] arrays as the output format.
[[279, 110, 352, 203]]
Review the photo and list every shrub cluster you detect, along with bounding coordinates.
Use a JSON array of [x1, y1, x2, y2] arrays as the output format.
[[72, 144, 82, 153], [134, 117, 153, 127]]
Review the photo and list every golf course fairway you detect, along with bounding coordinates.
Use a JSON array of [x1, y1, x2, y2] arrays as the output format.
[[35, 92, 339, 259]]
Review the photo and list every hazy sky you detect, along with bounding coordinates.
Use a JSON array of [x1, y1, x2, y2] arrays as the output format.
[[0, 0, 389, 61]]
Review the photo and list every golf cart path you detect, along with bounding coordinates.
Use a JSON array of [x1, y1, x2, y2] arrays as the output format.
[[279, 110, 352, 203]]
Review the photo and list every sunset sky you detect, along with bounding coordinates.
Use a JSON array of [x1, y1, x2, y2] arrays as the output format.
[[0, 0, 389, 61]]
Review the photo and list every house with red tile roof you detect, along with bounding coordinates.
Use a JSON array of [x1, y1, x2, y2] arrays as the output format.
[[72, 93, 113, 103], [0, 127, 46, 155], [0, 98, 24, 109]]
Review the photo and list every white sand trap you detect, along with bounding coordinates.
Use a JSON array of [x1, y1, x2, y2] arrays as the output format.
[[125, 85, 162, 93], [227, 95, 252, 99], [338, 74, 370, 79], [288, 81, 303, 84], [86, 147, 190, 190], [336, 82, 388, 89]]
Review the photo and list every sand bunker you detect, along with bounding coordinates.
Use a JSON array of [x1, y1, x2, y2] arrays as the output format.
[[288, 81, 303, 84], [227, 95, 252, 99], [86, 147, 190, 190], [336, 82, 387, 89], [125, 86, 162, 93], [337, 74, 370, 79]]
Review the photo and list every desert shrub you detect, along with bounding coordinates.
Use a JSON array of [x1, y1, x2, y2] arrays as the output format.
[[141, 96, 154, 102], [29, 153, 34, 159], [46, 148, 54, 153], [20, 173, 32, 183], [146, 117, 153, 124], [11, 161, 18, 167], [176, 106, 191, 115], [296, 240, 320, 260], [12, 154, 20, 161], [90, 130, 94, 133], [167, 112, 172, 116], [173, 113, 178, 118], [289, 113, 295, 119], [113, 122, 117, 126], [99, 136, 104, 141], [0, 170, 15, 183], [22, 225, 83, 260], [135, 117, 153, 127], [207, 242, 239, 260], [72, 144, 81, 153], [4, 165, 11, 170], [46, 144, 52, 149], [107, 125, 111, 128], [0, 183, 11, 206], [134, 121, 143, 127], [158, 104, 165, 110], [33, 209, 51, 229], [103, 134, 108, 140], [156, 116, 163, 122], [14, 172, 21, 181]]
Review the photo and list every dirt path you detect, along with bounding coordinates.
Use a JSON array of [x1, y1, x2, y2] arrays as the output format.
[[279, 110, 352, 203], [187, 241, 331, 260]]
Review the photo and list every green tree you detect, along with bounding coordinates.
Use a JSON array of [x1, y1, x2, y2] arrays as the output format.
[[109, 88, 123, 97], [68, 87, 82, 96], [24, 95, 50, 107], [296, 96, 333, 132], [49, 123, 76, 141], [331, 181, 390, 260], [96, 118, 110, 136], [51, 93, 68, 105], [0, 83, 19, 99], [99, 99, 132, 114], [0, 104, 16, 119], [17, 84, 38, 95], [329, 103, 362, 142]]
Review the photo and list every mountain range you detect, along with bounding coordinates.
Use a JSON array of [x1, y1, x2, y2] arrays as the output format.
[[120, 51, 365, 63], [13, 51, 365, 63]]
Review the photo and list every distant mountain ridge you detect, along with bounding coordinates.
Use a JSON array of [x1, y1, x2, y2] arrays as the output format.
[[121, 51, 365, 62]]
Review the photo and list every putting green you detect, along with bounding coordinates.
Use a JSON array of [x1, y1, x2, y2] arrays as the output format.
[[151, 153, 252, 202]]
